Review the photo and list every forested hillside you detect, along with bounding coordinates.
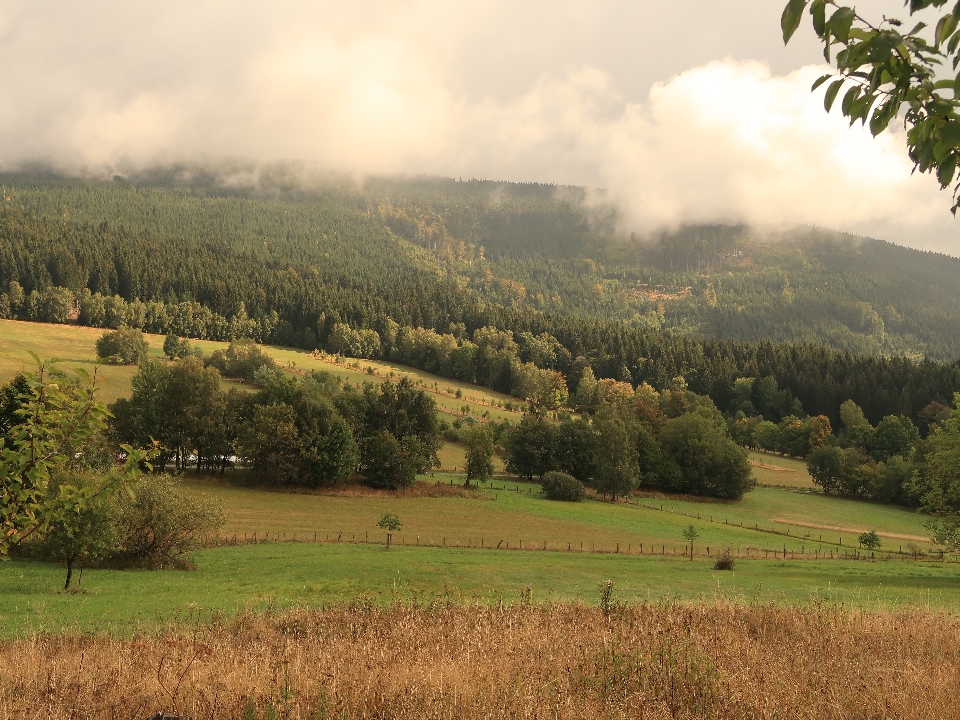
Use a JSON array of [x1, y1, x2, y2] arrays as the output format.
[[0, 169, 958, 427]]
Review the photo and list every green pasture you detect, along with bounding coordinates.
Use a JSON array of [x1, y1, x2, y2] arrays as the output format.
[[436, 442, 507, 472], [633, 485, 933, 551], [184, 475, 935, 555], [3, 542, 960, 637], [0, 320, 250, 401], [268, 348, 527, 422], [748, 450, 816, 489], [0, 319, 526, 421]]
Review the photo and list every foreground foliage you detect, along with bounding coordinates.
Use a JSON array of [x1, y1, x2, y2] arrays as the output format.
[[0, 360, 152, 557], [783, 0, 960, 212], [3, 602, 959, 719]]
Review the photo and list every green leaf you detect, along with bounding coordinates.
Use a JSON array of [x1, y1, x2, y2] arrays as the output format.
[[870, 100, 897, 136], [937, 14, 957, 46], [824, 78, 845, 111], [948, 28, 960, 54], [811, 74, 833, 91], [942, 119, 960, 146], [782, 0, 810, 43], [938, 153, 957, 186], [827, 7, 856, 44], [841, 85, 861, 115], [811, 0, 827, 35]]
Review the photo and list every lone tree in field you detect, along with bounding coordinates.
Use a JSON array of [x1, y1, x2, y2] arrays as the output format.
[[462, 423, 495, 486], [162, 333, 199, 360], [782, 0, 960, 213], [682, 525, 699, 561], [858, 530, 882, 550], [32, 473, 119, 589], [377, 513, 402, 548]]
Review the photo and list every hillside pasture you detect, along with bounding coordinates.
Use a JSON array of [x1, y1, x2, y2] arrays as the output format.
[[182, 476, 936, 556], [0, 319, 529, 421], [747, 450, 816, 488]]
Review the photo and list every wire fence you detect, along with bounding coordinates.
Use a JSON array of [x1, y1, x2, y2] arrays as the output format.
[[433, 476, 939, 560], [203, 529, 953, 563]]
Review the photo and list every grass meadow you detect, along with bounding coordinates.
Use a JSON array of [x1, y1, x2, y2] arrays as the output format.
[[2, 476, 954, 638], [748, 449, 816, 488], [178, 474, 935, 555], [4, 541, 960, 638]]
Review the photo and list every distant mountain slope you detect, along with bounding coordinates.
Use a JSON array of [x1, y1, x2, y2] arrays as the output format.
[[3, 171, 959, 361], [354, 178, 960, 361], [0, 171, 958, 426]]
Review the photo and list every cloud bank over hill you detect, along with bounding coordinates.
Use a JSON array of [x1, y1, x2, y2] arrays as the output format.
[[0, 0, 954, 252]]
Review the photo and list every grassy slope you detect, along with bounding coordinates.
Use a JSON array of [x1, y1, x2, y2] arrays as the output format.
[[0, 319, 527, 423], [187, 477, 934, 553], [0, 319, 951, 636], [3, 542, 959, 637], [748, 450, 815, 489]]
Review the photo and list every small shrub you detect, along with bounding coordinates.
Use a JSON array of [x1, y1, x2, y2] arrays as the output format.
[[542, 471, 585, 502], [112, 474, 224, 568], [598, 580, 615, 616], [95, 326, 149, 365], [207, 338, 276, 381], [714, 548, 735, 570]]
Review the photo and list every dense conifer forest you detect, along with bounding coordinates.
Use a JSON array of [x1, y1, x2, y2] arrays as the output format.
[[0, 169, 958, 428]]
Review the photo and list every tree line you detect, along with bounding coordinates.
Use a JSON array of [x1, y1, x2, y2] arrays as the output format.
[[108, 342, 441, 491], [91, 329, 755, 500], [500, 396, 754, 501]]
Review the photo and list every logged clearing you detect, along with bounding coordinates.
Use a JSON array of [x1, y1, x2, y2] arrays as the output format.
[[3, 602, 959, 719]]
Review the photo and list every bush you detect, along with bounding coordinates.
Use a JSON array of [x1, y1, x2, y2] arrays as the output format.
[[542, 471, 585, 501], [207, 338, 276, 380], [714, 548, 735, 570], [112, 474, 224, 568], [95, 326, 149, 365], [162, 333, 200, 359]]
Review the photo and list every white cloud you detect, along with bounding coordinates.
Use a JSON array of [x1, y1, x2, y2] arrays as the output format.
[[0, 1, 954, 251]]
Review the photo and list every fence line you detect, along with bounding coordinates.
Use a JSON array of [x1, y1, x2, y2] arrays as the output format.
[[202, 530, 953, 563], [438, 476, 933, 559]]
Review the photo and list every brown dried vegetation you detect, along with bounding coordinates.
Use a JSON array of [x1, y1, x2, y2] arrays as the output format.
[[3, 601, 958, 719]]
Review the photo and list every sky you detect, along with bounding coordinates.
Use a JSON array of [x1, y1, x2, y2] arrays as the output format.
[[0, 0, 957, 252]]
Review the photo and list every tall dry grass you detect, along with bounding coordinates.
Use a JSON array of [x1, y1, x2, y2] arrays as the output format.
[[3, 599, 959, 719]]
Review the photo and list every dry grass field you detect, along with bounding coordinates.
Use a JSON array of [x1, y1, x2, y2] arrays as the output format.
[[3, 601, 958, 719]]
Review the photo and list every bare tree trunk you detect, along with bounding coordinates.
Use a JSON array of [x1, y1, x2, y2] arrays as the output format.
[[64, 557, 74, 590]]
